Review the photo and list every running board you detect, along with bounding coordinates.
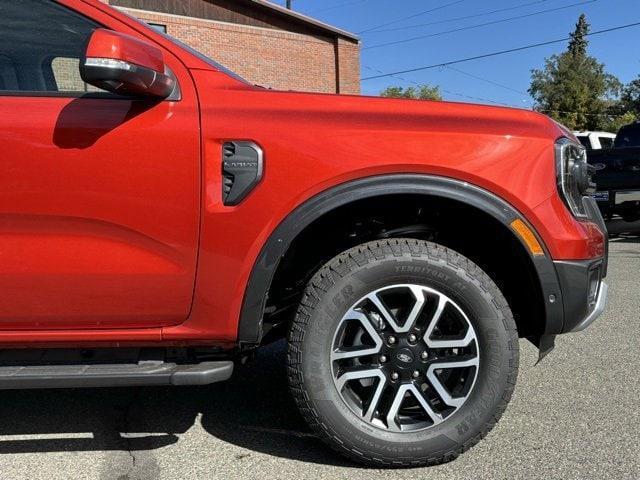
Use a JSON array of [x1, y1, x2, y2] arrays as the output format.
[[0, 360, 234, 390]]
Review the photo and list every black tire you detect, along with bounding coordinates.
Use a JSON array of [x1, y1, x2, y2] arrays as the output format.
[[287, 239, 519, 467]]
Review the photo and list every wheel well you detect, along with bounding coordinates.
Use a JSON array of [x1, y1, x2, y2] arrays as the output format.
[[263, 194, 545, 341]]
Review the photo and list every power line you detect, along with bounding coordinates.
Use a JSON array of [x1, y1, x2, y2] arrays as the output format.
[[358, 0, 468, 34], [362, 21, 640, 81], [538, 109, 633, 117], [365, 0, 554, 34], [362, 65, 518, 107], [364, 0, 597, 50], [444, 65, 530, 97], [362, 65, 633, 114], [306, 0, 368, 14]]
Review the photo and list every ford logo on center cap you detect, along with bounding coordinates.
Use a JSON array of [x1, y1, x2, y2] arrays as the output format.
[[397, 353, 412, 363]]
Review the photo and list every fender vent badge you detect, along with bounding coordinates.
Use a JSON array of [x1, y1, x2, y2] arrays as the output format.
[[222, 141, 264, 206]]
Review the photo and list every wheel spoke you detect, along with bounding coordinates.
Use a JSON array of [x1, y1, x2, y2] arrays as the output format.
[[367, 285, 425, 333], [405, 285, 426, 331], [366, 291, 398, 330], [428, 352, 477, 364], [426, 357, 479, 408], [363, 375, 387, 422], [335, 367, 387, 421], [426, 329, 475, 349], [408, 385, 444, 426], [331, 310, 383, 362], [422, 293, 446, 344], [335, 368, 385, 392], [423, 294, 476, 349], [385, 384, 443, 431], [385, 385, 407, 432]]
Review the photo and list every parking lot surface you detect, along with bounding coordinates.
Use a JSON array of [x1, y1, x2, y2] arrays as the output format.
[[0, 235, 638, 480]]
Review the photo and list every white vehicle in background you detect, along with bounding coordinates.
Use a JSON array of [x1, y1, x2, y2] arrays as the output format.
[[574, 131, 616, 150]]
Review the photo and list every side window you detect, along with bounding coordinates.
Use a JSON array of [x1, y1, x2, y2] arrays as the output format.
[[0, 56, 19, 91], [148, 23, 167, 33], [0, 0, 106, 95], [599, 137, 614, 149], [50, 57, 102, 93], [577, 136, 591, 149]]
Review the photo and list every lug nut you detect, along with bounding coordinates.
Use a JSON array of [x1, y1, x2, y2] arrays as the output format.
[[388, 336, 397, 345], [408, 333, 417, 343], [420, 351, 429, 360], [390, 372, 399, 381], [379, 355, 388, 363], [412, 370, 420, 379]]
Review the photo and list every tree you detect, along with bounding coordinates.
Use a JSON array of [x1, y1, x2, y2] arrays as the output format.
[[380, 84, 442, 101], [599, 76, 640, 132], [568, 13, 589, 56], [620, 76, 640, 117], [600, 111, 637, 134], [529, 14, 622, 131]]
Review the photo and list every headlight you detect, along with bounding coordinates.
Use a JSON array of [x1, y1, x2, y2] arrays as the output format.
[[555, 138, 595, 218]]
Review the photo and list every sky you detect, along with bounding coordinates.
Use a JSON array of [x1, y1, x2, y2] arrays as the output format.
[[270, 0, 640, 108]]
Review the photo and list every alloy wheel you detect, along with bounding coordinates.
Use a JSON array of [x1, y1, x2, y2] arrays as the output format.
[[331, 284, 480, 432]]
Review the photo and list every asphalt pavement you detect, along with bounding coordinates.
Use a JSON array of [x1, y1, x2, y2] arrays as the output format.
[[0, 231, 638, 480]]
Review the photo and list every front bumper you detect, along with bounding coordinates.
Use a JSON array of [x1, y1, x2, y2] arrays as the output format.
[[553, 196, 609, 333], [554, 257, 608, 332], [571, 282, 608, 332]]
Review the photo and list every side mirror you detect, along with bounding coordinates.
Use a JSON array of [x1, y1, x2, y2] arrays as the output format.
[[80, 28, 175, 99]]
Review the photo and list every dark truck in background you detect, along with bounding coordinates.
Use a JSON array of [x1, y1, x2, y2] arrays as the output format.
[[589, 122, 640, 222]]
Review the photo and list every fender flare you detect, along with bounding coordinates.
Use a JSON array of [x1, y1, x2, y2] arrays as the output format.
[[238, 174, 564, 343]]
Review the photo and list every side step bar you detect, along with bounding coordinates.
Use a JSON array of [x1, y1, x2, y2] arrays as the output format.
[[0, 360, 234, 390]]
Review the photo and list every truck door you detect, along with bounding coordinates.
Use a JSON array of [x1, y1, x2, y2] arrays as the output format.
[[0, 0, 200, 329]]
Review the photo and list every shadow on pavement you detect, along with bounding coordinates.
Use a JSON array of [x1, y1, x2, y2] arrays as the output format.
[[0, 340, 352, 467]]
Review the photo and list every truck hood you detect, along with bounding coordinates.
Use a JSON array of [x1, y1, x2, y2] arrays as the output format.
[[197, 69, 564, 141], [253, 88, 564, 141]]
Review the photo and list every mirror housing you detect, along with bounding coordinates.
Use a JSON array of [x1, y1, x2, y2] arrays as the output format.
[[80, 29, 175, 99]]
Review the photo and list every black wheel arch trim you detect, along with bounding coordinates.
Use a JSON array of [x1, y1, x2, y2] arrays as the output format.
[[238, 174, 564, 344]]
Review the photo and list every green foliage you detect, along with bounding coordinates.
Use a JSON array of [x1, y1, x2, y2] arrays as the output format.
[[620, 76, 640, 117], [529, 14, 622, 131], [568, 14, 589, 57], [380, 84, 443, 101], [600, 111, 637, 134], [601, 77, 640, 132]]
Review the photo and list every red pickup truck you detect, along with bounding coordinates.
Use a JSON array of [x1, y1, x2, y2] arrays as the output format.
[[0, 0, 608, 468]]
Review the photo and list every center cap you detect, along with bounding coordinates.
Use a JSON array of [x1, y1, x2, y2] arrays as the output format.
[[395, 348, 415, 368]]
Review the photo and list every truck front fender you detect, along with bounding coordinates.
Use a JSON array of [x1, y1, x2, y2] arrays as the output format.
[[238, 174, 564, 344]]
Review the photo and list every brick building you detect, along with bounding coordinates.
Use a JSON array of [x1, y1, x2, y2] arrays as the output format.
[[102, 0, 361, 94]]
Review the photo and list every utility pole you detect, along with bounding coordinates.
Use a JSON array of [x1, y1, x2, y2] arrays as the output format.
[[286, 0, 292, 9]]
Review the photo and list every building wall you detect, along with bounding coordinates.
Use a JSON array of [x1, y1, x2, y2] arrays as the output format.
[[109, 0, 326, 34], [336, 38, 360, 94], [99, 1, 360, 94]]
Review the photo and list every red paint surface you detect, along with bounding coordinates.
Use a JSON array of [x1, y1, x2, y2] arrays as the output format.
[[86, 28, 166, 72], [0, 0, 605, 346]]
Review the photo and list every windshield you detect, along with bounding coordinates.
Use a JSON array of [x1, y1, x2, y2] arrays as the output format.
[[120, 10, 251, 85]]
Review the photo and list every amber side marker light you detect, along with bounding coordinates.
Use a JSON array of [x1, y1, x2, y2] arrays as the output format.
[[510, 219, 545, 256]]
